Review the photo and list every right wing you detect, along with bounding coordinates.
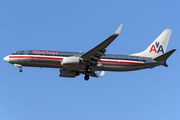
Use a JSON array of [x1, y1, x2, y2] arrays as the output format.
[[80, 24, 123, 64]]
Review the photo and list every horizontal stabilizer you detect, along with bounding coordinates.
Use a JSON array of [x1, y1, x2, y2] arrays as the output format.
[[153, 49, 176, 61]]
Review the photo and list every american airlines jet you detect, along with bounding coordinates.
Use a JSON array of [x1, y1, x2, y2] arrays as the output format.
[[3, 24, 176, 80]]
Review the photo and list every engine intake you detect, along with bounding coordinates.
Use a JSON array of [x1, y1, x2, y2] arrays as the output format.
[[59, 69, 79, 78]]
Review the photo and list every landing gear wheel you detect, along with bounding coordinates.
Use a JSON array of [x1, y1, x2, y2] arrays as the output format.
[[87, 68, 92, 73], [84, 75, 89, 81], [85, 67, 92, 73], [19, 68, 23, 73]]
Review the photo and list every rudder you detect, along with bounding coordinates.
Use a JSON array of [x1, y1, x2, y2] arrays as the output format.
[[132, 29, 172, 58]]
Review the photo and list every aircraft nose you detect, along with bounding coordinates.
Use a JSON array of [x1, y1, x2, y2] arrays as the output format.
[[3, 56, 9, 62]]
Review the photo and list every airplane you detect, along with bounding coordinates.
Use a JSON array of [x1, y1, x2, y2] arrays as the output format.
[[3, 24, 176, 80]]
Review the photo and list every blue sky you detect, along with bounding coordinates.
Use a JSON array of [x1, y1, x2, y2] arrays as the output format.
[[0, 0, 180, 120]]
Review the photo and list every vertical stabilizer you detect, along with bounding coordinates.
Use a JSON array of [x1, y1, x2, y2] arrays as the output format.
[[132, 29, 172, 58]]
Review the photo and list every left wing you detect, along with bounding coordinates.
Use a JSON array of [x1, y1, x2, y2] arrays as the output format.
[[80, 24, 123, 63]]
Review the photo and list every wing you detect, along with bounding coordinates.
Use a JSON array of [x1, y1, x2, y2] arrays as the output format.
[[80, 24, 123, 64]]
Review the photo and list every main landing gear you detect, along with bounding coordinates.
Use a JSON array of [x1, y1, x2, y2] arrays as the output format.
[[85, 66, 92, 73], [13, 64, 23, 73], [84, 67, 91, 81], [84, 75, 89, 81], [86, 68, 91, 73]]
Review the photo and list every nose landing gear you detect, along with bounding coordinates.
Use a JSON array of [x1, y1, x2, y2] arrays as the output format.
[[19, 68, 23, 72], [13, 64, 23, 73]]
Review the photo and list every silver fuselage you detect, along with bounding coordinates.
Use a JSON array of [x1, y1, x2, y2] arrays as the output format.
[[5, 50, 159, 72]]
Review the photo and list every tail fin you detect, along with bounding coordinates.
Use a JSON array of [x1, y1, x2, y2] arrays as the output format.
[[132, 29, 172, 58]]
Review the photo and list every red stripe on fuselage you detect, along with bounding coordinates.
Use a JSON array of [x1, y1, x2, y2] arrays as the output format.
[[120, 61, 143, 65], [34, 56, 63, 60], [97, 60, 119, 63], [9, 55, 143, 65], [98, 60, 143, 65], [9, 56, 24, 58]]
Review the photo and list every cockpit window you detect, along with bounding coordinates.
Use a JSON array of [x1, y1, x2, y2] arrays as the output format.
[[12, 52, 17, 55]]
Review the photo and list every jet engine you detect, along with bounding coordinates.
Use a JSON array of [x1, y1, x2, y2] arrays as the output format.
[[59, 69, 79, 78], [61, 57, 82, 66]]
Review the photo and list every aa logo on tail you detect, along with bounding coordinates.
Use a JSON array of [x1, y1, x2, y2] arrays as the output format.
[[150, 42, 164, 53]]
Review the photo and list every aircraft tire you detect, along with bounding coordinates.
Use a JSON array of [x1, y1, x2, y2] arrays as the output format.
[[86, 68, 92, 73], [84, 75, 89, 81], [19, 68, 23, 72]]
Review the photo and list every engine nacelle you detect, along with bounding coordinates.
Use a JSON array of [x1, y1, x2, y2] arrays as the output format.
[[61, 57, 80, 66], [59, 69, 79, 78]]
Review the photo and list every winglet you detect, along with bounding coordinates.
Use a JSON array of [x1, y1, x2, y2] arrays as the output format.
[[99, 71, 105, 77], [114, 24, 123, 35]]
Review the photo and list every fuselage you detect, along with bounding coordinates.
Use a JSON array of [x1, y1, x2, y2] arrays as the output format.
[[4, 50, 158, 72]]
